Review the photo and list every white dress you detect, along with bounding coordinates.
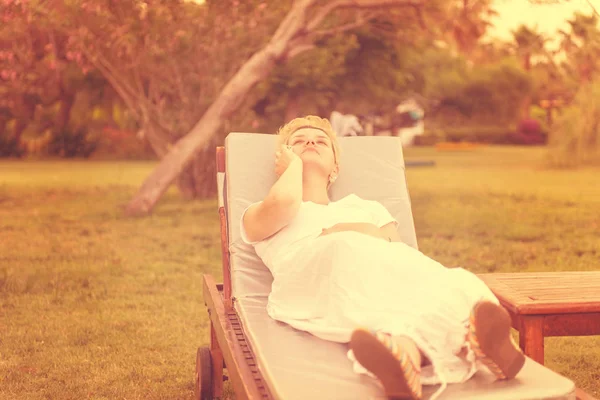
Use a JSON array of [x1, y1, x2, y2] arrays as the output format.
[[240, 194, 499, 398]]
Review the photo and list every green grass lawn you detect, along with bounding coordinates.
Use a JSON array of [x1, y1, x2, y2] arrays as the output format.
[[0, 147, 598, 399]]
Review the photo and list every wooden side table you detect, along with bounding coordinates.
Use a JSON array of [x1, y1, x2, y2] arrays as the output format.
[[478, 272, 600, 365], [479, 272, 600, 400]]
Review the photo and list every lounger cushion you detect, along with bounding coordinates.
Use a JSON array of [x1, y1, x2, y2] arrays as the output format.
[[236, 296, 576, 400], [225, 132, 418, 299], [223, 132, 576, 400]]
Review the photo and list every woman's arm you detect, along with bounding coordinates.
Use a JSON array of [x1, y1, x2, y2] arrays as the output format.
[[321, 222, 401, 242], [242, 147, 303, 243], [271, 146, 303, 205]]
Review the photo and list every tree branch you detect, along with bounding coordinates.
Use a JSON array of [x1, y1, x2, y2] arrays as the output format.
[[79, 48, 141, 122], [310, 12, 372, 37], [412, 4, 427, 30], [271, 0, 316, 45], [287, 43, 317, 59], [307, 0, 423, 32], [92, 50, 174, 135]]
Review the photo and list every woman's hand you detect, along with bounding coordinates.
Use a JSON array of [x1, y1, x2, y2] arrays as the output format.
[[320, 222, 385, 240], [275, 145, 302, 178]]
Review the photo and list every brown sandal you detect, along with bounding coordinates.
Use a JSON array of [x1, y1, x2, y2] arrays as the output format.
[[350, 329, 422, 400], [468, 301, 526, 379]]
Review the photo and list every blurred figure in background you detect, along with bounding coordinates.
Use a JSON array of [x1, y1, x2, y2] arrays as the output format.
[[330, 111, 364, 137], [395, 98, 425, 147]]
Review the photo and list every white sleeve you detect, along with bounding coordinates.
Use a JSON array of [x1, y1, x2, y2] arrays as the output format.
[[239, 201, 263, 245], [370, 200, 398, 228]]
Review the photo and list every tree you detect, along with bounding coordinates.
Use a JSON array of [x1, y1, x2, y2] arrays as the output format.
[[511, 25, 548, 118], [117, 0, 432, 215], [252, 8, 443, 130], [440, 0, 498, 56], [547, 79, 600, 167], [0, 0, 103, 156], [512, 25, 547, 72], [19, 0, 298, 197], [559, 12, 600, 83]]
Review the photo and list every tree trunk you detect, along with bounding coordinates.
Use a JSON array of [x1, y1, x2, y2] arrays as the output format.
[[176, 140, 217, 199], [143, 123, 173, 158], [56, 91, 75, 133], [519, 54, 532, 120], [13, 119, 27, 148]]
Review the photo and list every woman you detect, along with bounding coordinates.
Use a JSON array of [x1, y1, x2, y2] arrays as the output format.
[[240, 116, 525, 400]]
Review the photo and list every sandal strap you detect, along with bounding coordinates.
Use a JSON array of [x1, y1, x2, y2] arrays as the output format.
[[468, 305, 508, 380], [370, 329, 422, 374]]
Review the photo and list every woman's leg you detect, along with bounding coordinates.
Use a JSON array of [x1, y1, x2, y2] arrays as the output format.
[[441, 269, 525, 379], [350, 330, 423, 400], [467, 301, 526, 379]]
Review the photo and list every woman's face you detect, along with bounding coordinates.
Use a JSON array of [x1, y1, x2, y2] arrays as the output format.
[[287, 127, 337, 177]]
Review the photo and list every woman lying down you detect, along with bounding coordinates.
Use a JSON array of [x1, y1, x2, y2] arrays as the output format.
[[240, 116, 525, 400]]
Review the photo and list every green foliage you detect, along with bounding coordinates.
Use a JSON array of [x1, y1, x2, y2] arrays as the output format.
[[558, 12, 600, 84], [45, 127, 99, 158], [0, 133, 25, 158], [437, 59, 532, 124], [530, 105, 550, 132], [257, 34, 533, 132], [405, 45, 470, 100], [546, 80, 600, 168], [416, 126, 516, 145], [255, 34, 359, 122], [0, 0, 555, 161], [337, 30, 413, 111], [254, 27, 420, 130], [416, 122, 550, 146], [92, 129, 155, 160]]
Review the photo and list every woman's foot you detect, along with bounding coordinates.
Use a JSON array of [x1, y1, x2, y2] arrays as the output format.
[[468, 301, 526, 379], [350, 329, 422, 400]]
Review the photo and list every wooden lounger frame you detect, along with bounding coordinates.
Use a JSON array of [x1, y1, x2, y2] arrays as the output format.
[[196, 146, 596, 400], [196, 146, 273, 400]]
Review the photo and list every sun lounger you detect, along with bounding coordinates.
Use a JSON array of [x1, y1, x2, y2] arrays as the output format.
[[196, 132, 576, 400]]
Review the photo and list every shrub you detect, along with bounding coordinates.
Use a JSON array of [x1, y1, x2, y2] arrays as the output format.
[[91, 127, 155, 160], [0, 134, 25, 158], [510, 118, 548, 145], [546, 81, 600, 168], [413, 123, 549, 146], [431, 59, 533, 126], [414, 126, 513, 145], [46, 127, 99, 158]]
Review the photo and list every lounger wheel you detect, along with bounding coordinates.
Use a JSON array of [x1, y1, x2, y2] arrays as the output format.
[[195, 347, 213, 400]]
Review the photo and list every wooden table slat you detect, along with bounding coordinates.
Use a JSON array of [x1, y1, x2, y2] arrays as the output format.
[[479, 272, 600, 314]]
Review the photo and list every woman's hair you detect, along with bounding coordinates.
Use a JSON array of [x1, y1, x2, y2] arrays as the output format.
[[276, 115, 341, 166]]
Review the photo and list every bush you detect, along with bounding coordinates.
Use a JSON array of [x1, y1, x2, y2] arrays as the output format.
[[91, 127, 155, 160], [0, 134, 25, 158], [546, 81, 600, 168], [430, 59, 533, 126], [511, 118, 548, 145], [413, 123, 548, 146], [46, 127, 99, 158], [414, 127, 511, 145]]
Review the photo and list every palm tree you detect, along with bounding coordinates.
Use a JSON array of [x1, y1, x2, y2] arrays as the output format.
[[511, 25, 548, 118], [444, 0, 498, 56], [559, 12, 600, 83], [512, 25, 547, 71]]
